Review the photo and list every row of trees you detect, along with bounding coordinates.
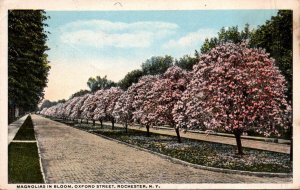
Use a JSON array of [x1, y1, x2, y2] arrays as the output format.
[[40, 42, 291, 155], [66, 10, 291, 106], [9, 10, 50, 123]]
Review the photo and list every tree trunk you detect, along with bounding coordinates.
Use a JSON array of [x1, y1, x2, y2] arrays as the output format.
[[80, 119, 82, 123], [175, 128, 182, 143], [125, 122, 128, 133], [93, 120, 95, 126], [112, 119, 115, 130], [146, 125, 150, 137], [290, 138, 293, 161], [234, 130, 244, 155], [99, 120, 103, 128], [86, 119, 89, 124]]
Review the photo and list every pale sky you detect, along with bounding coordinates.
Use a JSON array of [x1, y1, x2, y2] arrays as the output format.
[[44, 10, 278, 101]]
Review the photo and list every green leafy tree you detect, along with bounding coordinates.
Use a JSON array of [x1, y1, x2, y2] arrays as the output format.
[[175, 55, 198, 71], [141, 55, 174, 75], [118, 69, 143, 90], [8, 10, 50, 118], [39, 100, 57, 110], [200, 24, 252, 54], [250, 10, 292, 103], [250, 10, 293, 161], [87, 75, 116, 92], [69, 89, 90, 99], [57, 99, 66, 104]]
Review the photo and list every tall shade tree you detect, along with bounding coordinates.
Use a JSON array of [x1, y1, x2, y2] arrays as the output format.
[[132, 75, 160, 136], [149, 66, 190, 143], [87, 75, 116, 92], [175, 55, 198, 71], [8, 10, 50, 121], [175, 43, 291, 154], [39, 99, 57, 110], [200, 24, 252, 54], [141, 55, 174, 75], [69, 89, 90, 99], [118, 69, 144, 90], [250, 10, 292, 103]]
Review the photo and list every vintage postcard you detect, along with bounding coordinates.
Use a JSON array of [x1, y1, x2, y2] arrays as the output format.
[[0, 0, 299, 189]]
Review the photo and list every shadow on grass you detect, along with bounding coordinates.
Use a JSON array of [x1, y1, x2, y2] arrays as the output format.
[[13, 115, 35, 140]]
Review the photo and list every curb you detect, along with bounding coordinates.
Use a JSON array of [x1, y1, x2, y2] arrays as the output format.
[[69, 125, 292, 178], [8, 114, 29, 145], [32, 119, 47, 184]]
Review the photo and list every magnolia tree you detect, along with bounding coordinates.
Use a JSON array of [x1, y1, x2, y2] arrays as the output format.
[[174, 42, 291, 154], [44, 103, 64, 118], [81, 90, 105, 126], [64, 96, 81, 121], [113, 82, 144, 133], [58, 98, 75, 120], [69, 94, 90, 122], [132, 75, 160, 136], [93, 87, 123, 129], [40, 107, 48, 115], [148, 66, 190, 142], [79, 94, 96, 124]]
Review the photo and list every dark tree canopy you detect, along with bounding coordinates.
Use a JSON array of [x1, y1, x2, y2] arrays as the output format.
[[175, 55, 198, 71], [141, 55, 174, 75], [118, 69, 143, 90], [69, 89, 90, 99], [8, 10, 50, 112], [87, 75, 116, 92], [250, 10, 292, 103], [39, 99, 57, 110], [200, 24, 252, 54]]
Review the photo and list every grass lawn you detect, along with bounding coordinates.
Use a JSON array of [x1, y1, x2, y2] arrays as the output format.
[[13, 116, 35, 140], [8, 143, 44, 183], [8, 115, 44, 183], [69, 122, 292, 173]]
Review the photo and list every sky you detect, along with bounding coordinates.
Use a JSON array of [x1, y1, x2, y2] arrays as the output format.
[[44, 10, 278, 101]]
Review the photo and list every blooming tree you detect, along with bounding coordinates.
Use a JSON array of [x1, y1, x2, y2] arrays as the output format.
[[93, 87, 123, 129], [174, 42, 291, 154], [132, 75, 160, 136], [69, 94, 90, 122], [64, 96, 81, 121], [81, 90, 105, 126], [113, 83, 141, 133], [147, 66, 190, 142]]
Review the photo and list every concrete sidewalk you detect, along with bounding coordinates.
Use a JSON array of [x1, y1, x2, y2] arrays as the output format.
[[32, 115, 291, 183], [8, 114, 28, 145]]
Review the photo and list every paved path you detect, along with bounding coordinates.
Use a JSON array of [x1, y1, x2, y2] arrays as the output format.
[[32, 115, 291, 183], [102, 122, 290, 154], [8, 114, 28, 144]]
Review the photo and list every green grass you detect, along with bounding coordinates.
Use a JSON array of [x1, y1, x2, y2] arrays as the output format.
[[8, 115, 44, 183], [8, 143, 44, 183], [13, 116, 35, 140], [69, 122, 292, 173]]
